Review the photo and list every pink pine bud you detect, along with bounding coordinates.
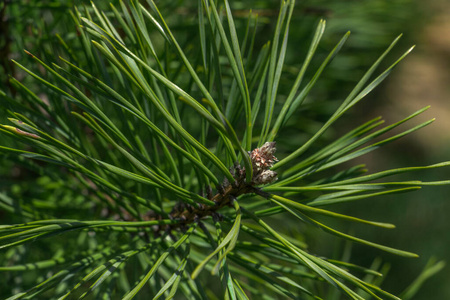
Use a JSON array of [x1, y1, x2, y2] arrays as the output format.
[[250, 142, 278, 185]]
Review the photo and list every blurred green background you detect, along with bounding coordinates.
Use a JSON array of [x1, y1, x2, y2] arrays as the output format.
[[1, 0, 449, 298]]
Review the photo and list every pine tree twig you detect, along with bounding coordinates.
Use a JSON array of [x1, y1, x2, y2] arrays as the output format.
[[162, 142, 278, 231]]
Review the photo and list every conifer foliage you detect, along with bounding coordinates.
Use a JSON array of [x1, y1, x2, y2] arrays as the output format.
[[0, 0, 447, 299]]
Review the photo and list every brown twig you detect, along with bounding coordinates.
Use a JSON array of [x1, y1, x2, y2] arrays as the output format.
[[166, 142, 278, 231]]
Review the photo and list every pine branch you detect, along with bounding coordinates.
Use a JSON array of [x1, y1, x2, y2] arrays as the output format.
[[169, 142, 278, 229]]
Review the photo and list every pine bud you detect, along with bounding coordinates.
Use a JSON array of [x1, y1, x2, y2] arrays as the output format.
[[250, 142, 278, 185]]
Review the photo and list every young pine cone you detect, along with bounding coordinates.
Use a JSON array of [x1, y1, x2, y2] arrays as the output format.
[[250, 142, 278, 185]]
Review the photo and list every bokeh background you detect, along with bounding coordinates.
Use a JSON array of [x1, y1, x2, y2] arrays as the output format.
[[1, 0, 449, 298]]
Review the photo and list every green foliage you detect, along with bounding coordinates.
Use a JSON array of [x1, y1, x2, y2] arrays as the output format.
[[0, 0, 447, 299]]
